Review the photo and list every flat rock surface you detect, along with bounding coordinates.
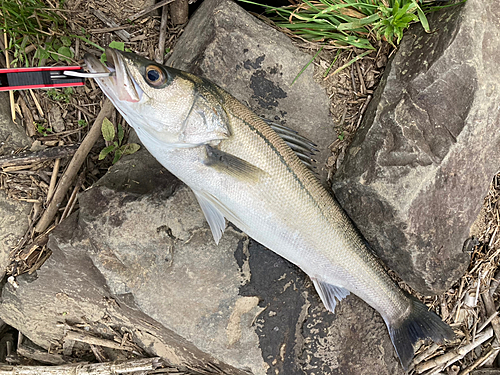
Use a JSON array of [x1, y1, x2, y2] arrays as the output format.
[[0, 92, 32, 279], [332, 0, 497, 294], [167, 0, 334, 183]]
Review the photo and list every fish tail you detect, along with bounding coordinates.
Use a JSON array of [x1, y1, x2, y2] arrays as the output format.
[[387, 297, 455, 371]]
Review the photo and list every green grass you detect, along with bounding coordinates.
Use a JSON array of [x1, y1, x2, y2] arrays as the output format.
[[0, 0, 73, 67], [240, 0, 465, 49]]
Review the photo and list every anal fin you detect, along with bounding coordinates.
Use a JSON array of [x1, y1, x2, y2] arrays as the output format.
[[311, 278, 350, 313]]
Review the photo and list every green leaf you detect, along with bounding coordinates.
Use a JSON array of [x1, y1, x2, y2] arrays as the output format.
[[399, 14, 418, 25], [78, 119, 87, 127], [112, 149, 123, 164], [117, 123, 125, 145], [101, 117, 115, 142], [393, 0, 400, 16], [292, 46, 324, 86], [337, 13, 380, 31], [99, 145, 116, 160], [121, 143, 141, 156], [60, 35, 72, 46], [395, 27, 404, 43], [109, 40, 125, 51], [58, 46, 73, 62], [416, 5, 430, 33]]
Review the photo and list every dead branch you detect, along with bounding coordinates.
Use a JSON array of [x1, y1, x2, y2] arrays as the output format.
[[415, 327, 493, 374], [459, 347, 500, 375], [46, 141, 64, 204], [17, 96, 36, 137], [471, 369, 500, 374], [0, 145, 78, 169], [92, 10, 130, 42], [65, 331, 136, 352], [129, 0, 176, 21], [0, 357, 163, 374], [34, 99, 114, 233], [16, 346, 65, 365], [482, 287, 500, 341], [155, 5, 170, 64]]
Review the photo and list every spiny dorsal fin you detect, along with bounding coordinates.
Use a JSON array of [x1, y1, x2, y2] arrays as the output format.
[[260, 118, 318, 172]]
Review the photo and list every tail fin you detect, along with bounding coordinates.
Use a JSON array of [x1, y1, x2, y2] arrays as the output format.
[[387, 297, 455, 371]]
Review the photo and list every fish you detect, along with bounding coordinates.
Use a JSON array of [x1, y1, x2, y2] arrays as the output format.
[[84, 48, 455, 370]]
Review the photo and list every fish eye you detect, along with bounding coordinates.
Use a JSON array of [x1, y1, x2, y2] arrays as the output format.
[[145, 65, 165, 86]]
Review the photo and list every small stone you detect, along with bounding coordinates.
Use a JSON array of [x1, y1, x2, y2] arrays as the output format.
[[7, 276, 18, 289]]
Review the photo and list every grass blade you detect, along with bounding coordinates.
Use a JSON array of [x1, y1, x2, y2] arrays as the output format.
[[416, 4, 430, 32], [292, 46, 324, 85], [325, 50, 372, 78]]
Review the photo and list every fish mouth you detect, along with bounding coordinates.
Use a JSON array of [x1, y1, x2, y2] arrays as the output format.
[[84, 48, 142, 103]]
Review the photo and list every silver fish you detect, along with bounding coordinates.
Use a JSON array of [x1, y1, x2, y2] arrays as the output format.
[[85, 48, 454, 370]]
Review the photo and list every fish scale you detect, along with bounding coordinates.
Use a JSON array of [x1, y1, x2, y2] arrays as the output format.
[[85, 48, 455, 370]]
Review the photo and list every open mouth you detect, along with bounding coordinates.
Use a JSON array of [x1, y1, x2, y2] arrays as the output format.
[[84, 48, 142, 103]]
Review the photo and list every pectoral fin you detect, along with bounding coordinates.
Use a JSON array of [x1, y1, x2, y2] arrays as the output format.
[[204, 145, 264, 182], [311, 278, 350, 313]]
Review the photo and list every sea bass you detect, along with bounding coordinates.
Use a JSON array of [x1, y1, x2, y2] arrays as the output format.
[[85, 48, 454, 370]]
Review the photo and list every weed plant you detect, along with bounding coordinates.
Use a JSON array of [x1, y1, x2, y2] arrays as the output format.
[[240, 0, 465, 49], [0, 0, 73, 67]]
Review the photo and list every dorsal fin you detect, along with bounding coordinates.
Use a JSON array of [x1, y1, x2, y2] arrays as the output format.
[[260, 118, 318, 172]]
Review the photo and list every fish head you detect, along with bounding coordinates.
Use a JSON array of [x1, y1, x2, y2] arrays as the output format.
[[84, 48, 229, 147]]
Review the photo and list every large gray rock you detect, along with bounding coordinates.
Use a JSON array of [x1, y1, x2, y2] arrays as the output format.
[[167, 0, 334, 183], [0, 151, 249, 375], [0, 92, 32, 279], [332, 0, 497, 294]]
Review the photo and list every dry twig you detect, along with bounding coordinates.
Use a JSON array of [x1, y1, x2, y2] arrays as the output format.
[[0, 145, 78, 169], [34, 99, 114, 233], [416, 327, 493, 374], [129, 0, 176, 21], [155, 5, 170, 64], [0, 357, 164, 375], [65, 331, 136, 352], [92, 10, 130, 42]]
